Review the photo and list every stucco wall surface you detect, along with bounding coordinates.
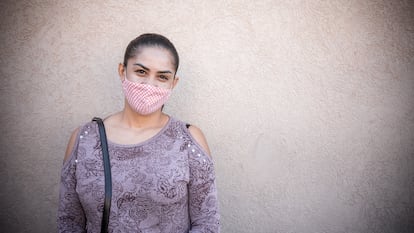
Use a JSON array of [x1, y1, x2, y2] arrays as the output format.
[[0, 0, 413, 232]]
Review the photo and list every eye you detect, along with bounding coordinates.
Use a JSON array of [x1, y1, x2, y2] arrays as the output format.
[[135, 69, 146, 75], [159, 75, 169, 81]]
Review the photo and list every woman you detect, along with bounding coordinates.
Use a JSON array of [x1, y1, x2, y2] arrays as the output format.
[[58, 33, 220, 232]]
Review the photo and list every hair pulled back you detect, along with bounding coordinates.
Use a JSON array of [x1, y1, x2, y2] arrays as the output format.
[[123, 33, 179, 72]]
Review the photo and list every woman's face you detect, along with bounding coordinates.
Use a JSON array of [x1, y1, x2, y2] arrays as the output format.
[[121, 46, 178, 89]]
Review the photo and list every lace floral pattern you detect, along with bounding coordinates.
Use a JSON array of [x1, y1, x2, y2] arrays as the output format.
[[58, 117, 220, 233]]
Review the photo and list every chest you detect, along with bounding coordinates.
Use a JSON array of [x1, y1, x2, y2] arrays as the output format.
[[74, 137, 190, 213]]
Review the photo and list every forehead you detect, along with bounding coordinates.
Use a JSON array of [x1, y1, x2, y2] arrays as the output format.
[[129, 46, 175, 71]]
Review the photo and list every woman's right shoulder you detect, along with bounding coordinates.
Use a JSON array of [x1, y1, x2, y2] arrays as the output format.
[[63, 127, 81, 163], [63, 121, 97, 163], [62, 114, 118, 163]]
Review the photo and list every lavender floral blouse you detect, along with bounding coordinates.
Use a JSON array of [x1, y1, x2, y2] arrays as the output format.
[[58, 117, 220, 233]]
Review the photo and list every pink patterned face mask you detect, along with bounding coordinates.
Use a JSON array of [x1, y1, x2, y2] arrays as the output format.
[[122, 77, 172, 115]]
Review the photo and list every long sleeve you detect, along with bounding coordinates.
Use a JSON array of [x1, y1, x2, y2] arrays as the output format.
[[188, 144, 220, 233], [57, 134, 86, 233]]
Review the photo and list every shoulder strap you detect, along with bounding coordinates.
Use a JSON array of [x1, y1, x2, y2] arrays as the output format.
[[92, 117, 112, 233]]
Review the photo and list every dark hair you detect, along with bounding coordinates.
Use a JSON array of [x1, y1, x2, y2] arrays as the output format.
[[123, 33, 179, 72]]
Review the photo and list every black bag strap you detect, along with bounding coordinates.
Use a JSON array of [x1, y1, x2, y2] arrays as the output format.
[[92, 117, 112, 233]]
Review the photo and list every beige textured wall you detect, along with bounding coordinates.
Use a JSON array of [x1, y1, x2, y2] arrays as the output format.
[[1, 0, 413, 232]]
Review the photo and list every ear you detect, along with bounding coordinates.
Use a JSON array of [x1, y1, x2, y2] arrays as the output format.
[[172, 76, 180, 89], [118, 63, 126, 81]]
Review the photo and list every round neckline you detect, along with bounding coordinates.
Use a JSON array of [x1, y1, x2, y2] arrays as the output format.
[[107, 116, 173, 148]]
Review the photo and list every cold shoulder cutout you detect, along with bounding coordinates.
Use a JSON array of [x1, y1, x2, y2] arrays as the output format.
[[187, 125, 212, 158], [63, 127, 81, 163]]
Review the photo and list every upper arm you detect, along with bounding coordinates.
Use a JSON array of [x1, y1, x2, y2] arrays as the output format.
[[188, 125, 212, 157], [63, 127, 81, 163]]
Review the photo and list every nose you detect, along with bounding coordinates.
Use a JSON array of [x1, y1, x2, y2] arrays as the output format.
[[139, 76, 158, 87]]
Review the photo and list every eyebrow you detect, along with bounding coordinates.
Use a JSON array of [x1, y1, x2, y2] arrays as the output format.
[[133, 63, 173, 74]]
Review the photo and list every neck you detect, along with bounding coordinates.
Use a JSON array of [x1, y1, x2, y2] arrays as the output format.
[[120, 102, 167, 129]]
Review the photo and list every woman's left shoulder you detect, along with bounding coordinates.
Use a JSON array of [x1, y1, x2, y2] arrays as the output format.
[[180, 122, 212, 158]]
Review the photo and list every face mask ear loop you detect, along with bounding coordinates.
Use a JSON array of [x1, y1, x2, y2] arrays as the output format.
[[122, 71, 128, 83], [122, 64, 128, 83], [169, 76, 177, 91]]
